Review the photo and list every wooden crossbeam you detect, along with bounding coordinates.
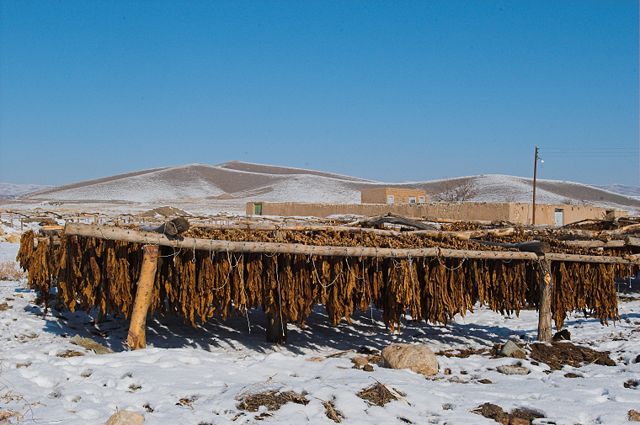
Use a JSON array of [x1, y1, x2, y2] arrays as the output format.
[[64, 223, 640, 265]]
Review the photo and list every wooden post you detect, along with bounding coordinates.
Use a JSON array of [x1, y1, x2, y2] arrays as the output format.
[[127, 245, 159, 350], [532, 145, 539, 225], [537, 259, 553, 342], [266, 312, 287, 344]]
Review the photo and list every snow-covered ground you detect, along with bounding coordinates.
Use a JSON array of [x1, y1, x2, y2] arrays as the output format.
[[1, 240, 639, 424]]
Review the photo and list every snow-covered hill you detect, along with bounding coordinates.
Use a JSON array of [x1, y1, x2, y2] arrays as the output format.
[[0, 182, 49, 199], [19, 162, 640, 211], [600, 184, 640, 200]]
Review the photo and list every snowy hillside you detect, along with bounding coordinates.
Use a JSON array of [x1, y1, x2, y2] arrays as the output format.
[[600, 184, 640, 200], [18, 161, 640, 211], [0, 182, 48, 199]]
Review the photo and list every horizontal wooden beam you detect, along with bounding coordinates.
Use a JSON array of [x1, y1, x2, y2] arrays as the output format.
[[63, 223, 640, 265], [544, 252, 637, 265], [561, 239, 626, 249]]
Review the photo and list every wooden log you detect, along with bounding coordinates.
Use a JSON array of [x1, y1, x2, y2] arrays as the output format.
[[626, 236, 640, 247], [40, 225, 64, 235], [537, 259, 553, 342], [197, 222, 406, 237], [561, 239, 626, 249], [544, 252, 636, 264], [412, 227, 516, 240], [609, 223, 640, 235], [473, 239, 550, 255], [561, 218, 607, 228], [64, 223, 640, 264], [126, 245, 159, 350], [350, 214, 438, 230], [64, 223, 541, 260], [552, 229, 601, 238], [552, 225, 640, 239], [561, 240, 605, 248]]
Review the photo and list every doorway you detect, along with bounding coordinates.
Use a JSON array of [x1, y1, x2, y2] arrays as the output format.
[[554, 208, 564, 226]]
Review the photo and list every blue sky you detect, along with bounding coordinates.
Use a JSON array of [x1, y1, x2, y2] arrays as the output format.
[[0, 1, 637, 186]]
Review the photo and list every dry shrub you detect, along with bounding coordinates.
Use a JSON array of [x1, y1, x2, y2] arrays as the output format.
[[473, 403, 544, 425], [0, 261, 24, 281], [473, 403, 508, 423], [357, 383, 400, 407], [432, 180, 478, 202], [529, 342, 615, 370], [237, 390, 308, 412], [56, 349, 84, 358], [3, 233, 21, 243], [323, 399, 343, 423], [436, 348, 489, 358], [176, 395, 199, 407], [0, 410, 20, 422]]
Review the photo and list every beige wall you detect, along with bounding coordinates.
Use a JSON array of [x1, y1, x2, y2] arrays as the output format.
[[360, 187, 428, 204], [247, 201, 626, 226], [509, 203, 619, 226]]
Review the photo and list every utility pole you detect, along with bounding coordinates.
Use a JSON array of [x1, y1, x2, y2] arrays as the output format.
[[532, 145, 539, 226]]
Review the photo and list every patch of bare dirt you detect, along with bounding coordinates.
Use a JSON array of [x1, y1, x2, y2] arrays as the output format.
[[530, 342, 615, 370], [236, 390, 308, 412]]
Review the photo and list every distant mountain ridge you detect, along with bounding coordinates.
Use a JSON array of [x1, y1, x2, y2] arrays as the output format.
[[15, 161, 640, 212]]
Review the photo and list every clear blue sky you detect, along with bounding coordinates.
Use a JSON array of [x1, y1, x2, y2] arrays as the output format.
[[0, 0, 638, 186]]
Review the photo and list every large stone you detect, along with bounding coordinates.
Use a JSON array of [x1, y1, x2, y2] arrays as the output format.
[[552, 329, 571, 341], [105, 410, 144, 425], [496, 364, 530, 375], [499, 341, 526, 359], [381, 343, 438, 377]]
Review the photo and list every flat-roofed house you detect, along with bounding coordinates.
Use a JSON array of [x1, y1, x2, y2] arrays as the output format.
[[360, 187, 428, 205]]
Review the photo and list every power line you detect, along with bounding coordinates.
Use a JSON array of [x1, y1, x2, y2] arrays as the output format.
[[541, 147, 638, 158]]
